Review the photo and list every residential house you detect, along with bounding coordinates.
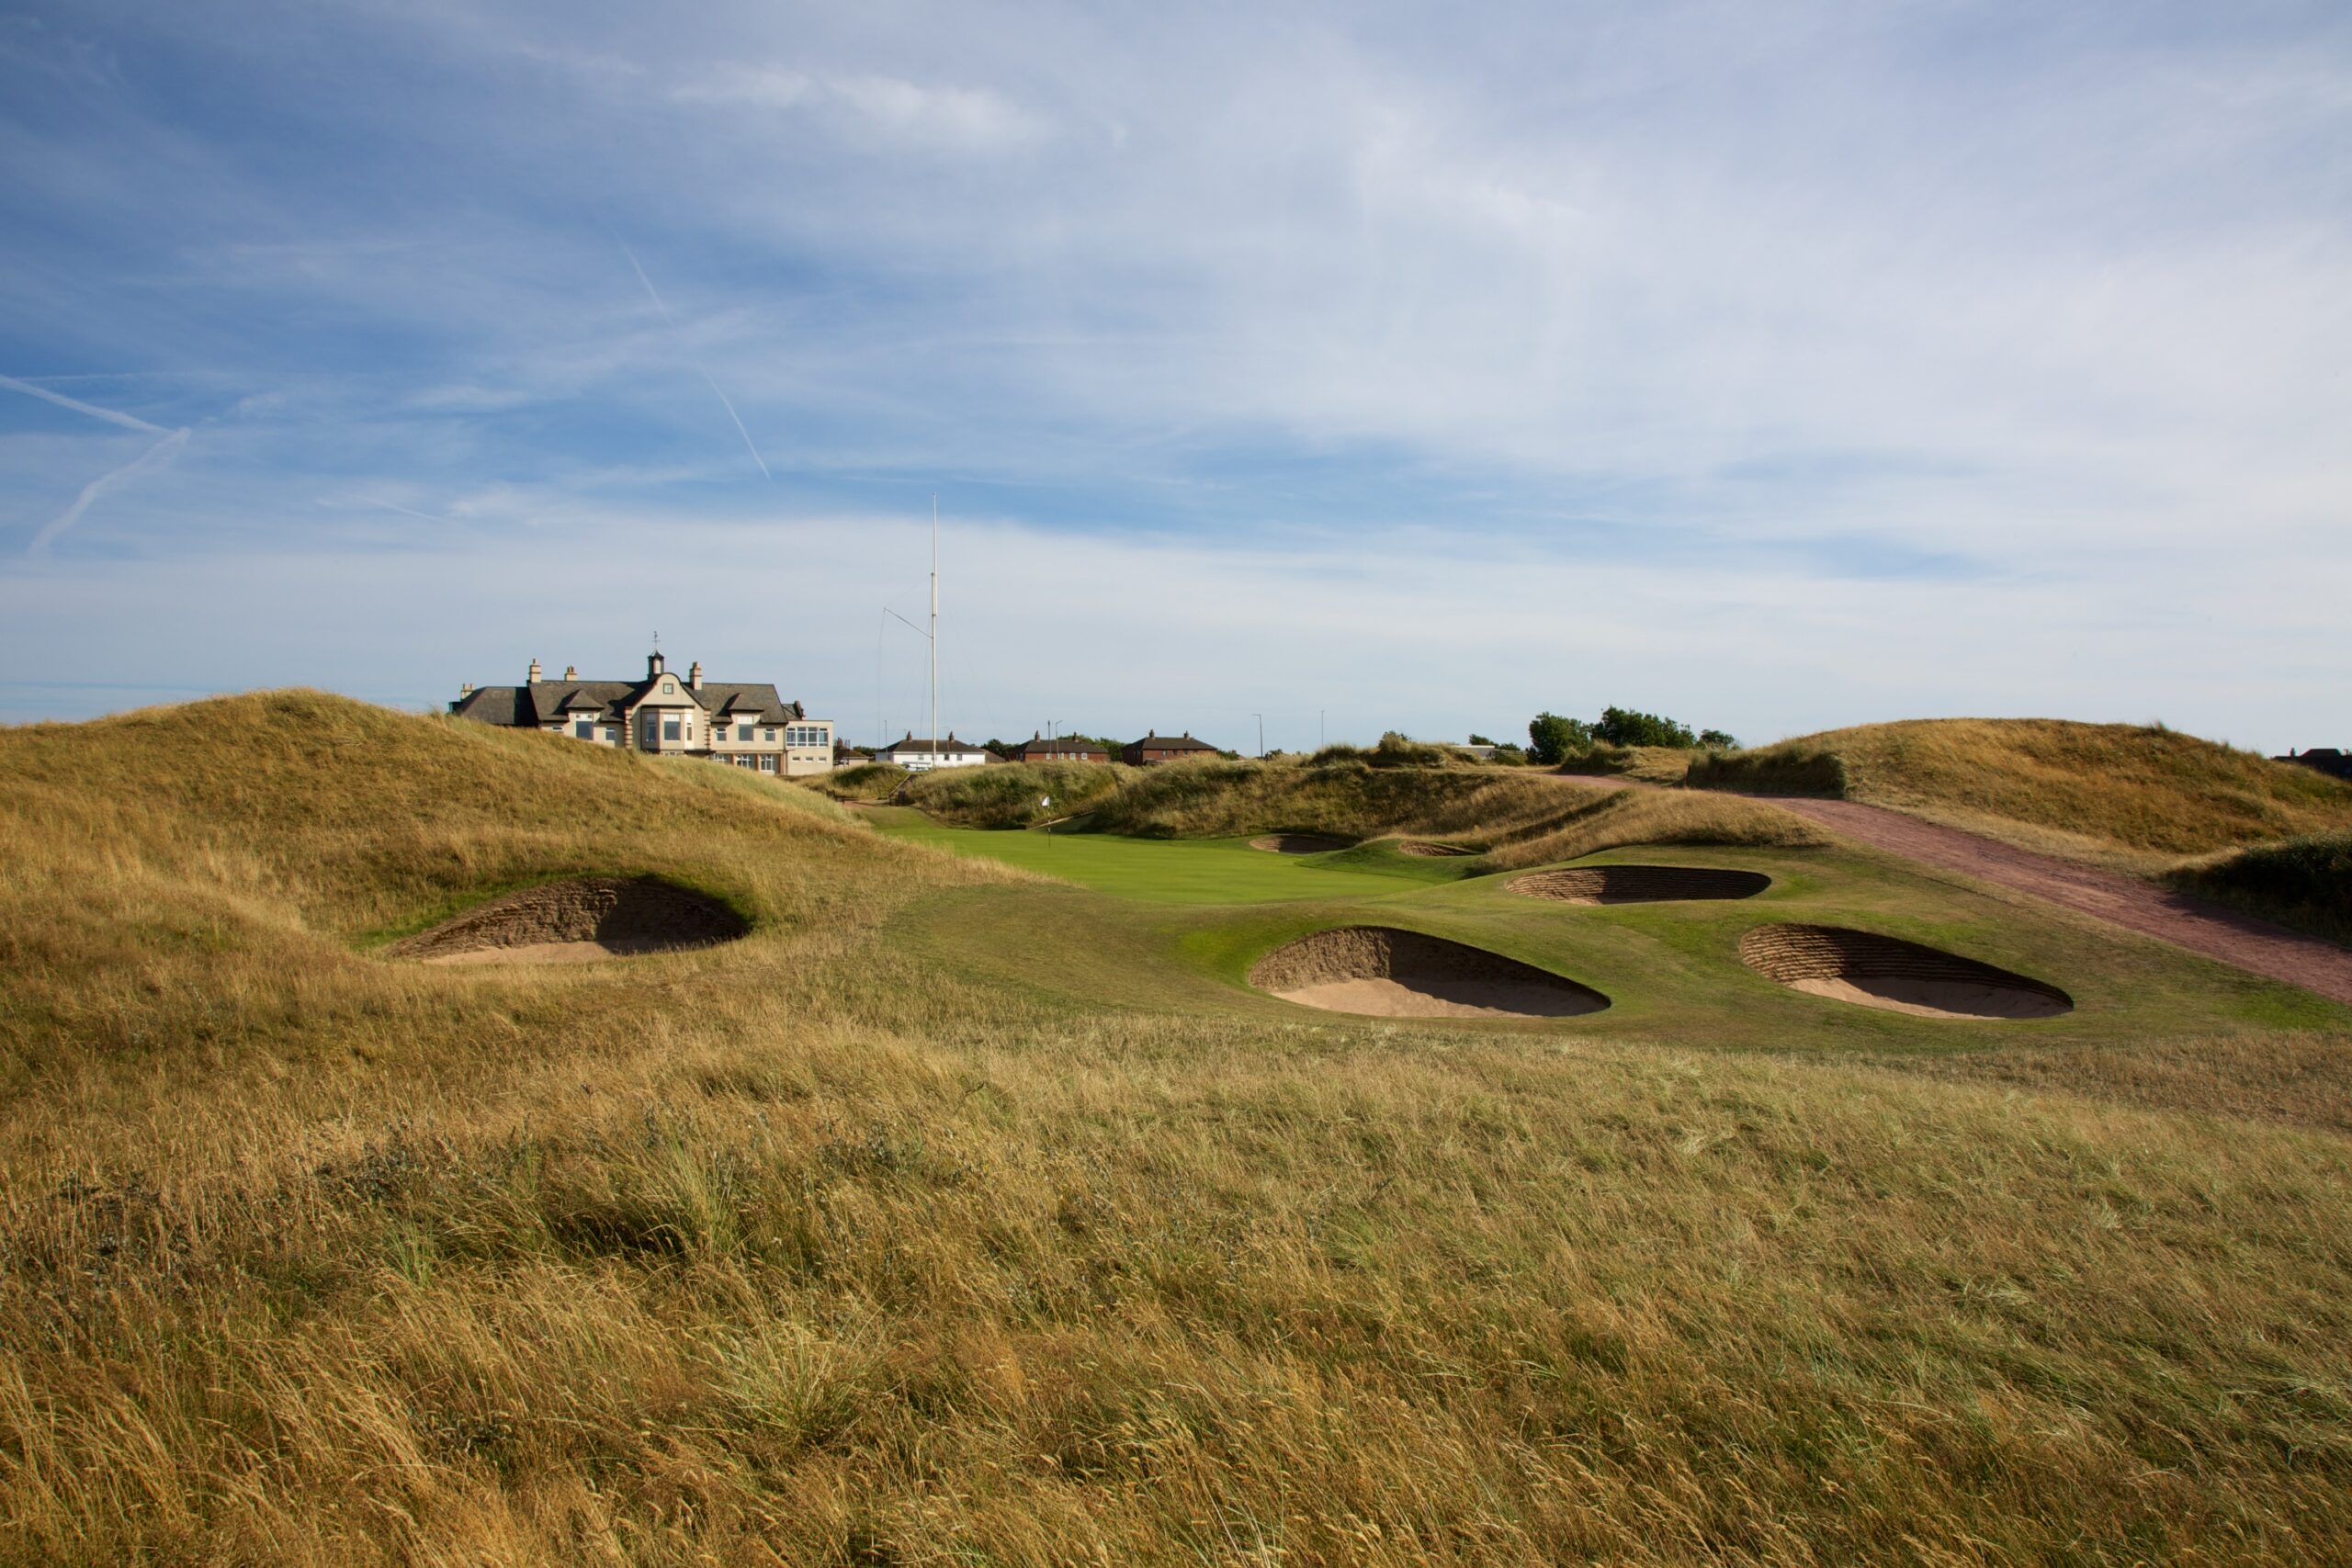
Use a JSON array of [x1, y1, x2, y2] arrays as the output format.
[[1123, 731, 1222, 765], [450, 651, 835, 776], [871, 733, 992, 771], [1018, 732, 1112, 763]]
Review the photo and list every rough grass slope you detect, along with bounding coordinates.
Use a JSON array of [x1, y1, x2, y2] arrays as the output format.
[[5, 694, 2352, 1563], [1697, 717, 2352, 869]]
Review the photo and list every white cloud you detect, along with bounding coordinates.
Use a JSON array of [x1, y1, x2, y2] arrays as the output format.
[[3, 497, 2342, 750], [676, 64, 1046, 152]]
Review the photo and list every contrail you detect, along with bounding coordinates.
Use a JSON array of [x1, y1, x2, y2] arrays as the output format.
[[28, 426, 190, 558], [621, 243, 772, 480], [0, 372, 166, 434]]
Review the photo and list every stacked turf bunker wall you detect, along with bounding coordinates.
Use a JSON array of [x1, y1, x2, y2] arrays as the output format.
[[1249, 925, 1609, 1019], [1512, 864, 1770, 904], [383, 874, 749, 964], [1739, 922, 2072, 1019]]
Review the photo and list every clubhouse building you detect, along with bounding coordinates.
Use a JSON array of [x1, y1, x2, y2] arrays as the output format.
[[450, 651, 835, 776]]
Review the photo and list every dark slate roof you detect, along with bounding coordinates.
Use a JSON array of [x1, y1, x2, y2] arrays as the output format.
[[697, 682, 800, 723], [1021, 737, 1110, 755], [536, 682, 636, 720], [451, 675, 802, 728], [1129, 733, 1219, 750], [450, 685, 533, 725]]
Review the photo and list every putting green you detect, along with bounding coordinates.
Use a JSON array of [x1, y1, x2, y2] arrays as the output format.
[[865, 807, 1441, 905]]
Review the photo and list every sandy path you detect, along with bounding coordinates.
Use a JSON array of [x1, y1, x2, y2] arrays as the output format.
[[1546, 773, 2352, 1006]]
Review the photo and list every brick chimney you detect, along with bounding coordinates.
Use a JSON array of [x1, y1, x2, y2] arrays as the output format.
[[460, 682, 473, 696], [688, 660, 703, 690], [527, 658, 542, 684], [563, 664, 577, 680]]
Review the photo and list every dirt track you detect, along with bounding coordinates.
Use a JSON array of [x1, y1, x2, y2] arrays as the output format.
[[1552, 776, 2352, 1006]]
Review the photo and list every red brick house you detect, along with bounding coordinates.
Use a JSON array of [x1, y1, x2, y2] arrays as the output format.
[[1123, 731, 1222, 765], [1019, 732, 1112, 763]]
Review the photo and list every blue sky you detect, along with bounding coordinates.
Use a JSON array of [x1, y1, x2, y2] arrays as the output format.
[[2, 1, 2346, 751]]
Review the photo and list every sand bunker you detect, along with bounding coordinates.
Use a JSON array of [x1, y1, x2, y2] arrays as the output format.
[[1398, 840, 1479, 858], [1250, 926, 1610, 1019], [1739, 923, 2072, 1020], [1250, 833, 1354, 854], [1512, 864, 1770, 905], [384, 875, 749, 966]]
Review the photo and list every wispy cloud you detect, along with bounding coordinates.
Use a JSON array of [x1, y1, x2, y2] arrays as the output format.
[[28, 426, 190, 558], [674, 65, 1046, 152], [621, 243, 771, 481], [0, 372, 165, 434]]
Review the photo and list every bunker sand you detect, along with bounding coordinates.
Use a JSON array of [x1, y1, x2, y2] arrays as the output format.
[[1513, 863, 1770, 904], [385, 875, 748, 965], [1560, 774, 2352, 1005], [1742, 923, 2072, 1021], [1250, 925, 1608, 1019], [1250, 833, 1354, 854]]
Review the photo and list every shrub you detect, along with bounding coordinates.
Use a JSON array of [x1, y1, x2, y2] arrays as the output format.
[[1305, 733, 1464, 770], [2167, 831, 2352, 946], [1699, 729, 1739, 750]]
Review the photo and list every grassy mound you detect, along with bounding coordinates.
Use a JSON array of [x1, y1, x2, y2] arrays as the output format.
[[2170, 831, 2352, 946], [1305, 732, 1475, 769], [1086, 756, 1823, 867], [899, 759, 1134, 829], [0, 691, 998, 1090], [1697, 718, 2352, 869], [807, 761, 908, 801], [6, 694, 2352, 1562]]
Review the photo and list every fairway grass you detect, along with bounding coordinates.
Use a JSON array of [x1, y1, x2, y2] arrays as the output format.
[[7, 694, 2352, 1564], [866, 807, 1458, 904]]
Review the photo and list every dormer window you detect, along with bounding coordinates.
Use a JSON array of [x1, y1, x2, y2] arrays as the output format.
[[662, 680, 674, 694]]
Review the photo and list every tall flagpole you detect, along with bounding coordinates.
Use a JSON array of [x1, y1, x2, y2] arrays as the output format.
[[929, 495, 939, 761]]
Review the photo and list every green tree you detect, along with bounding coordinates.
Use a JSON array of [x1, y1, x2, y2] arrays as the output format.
[[1527, 712, 1592, 765], [1699, 728, 1739, 750], [1594, 705, 1697, 749]]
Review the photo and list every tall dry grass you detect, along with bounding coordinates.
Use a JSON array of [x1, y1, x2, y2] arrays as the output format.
[[1708, 718, 2352, 870], [898, 760, 1136, 829], [4, 694, 2350, 1563], [2167, 831, 2352, 947]]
